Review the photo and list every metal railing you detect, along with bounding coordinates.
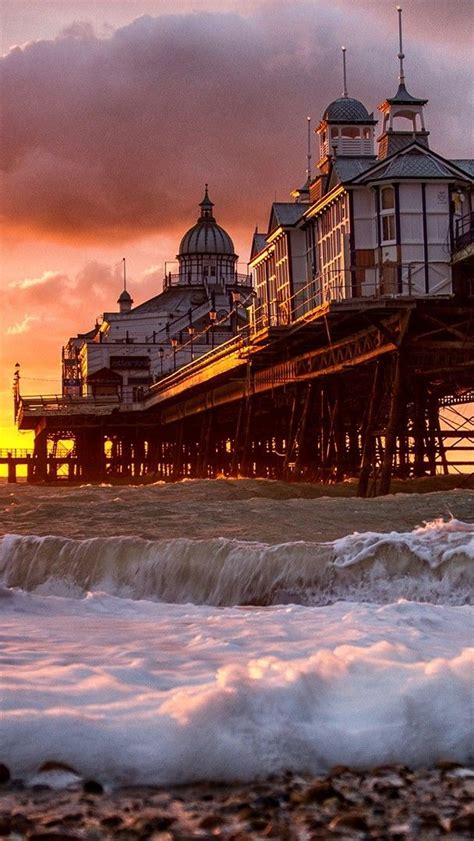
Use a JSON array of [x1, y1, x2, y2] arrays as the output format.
[[454, 211, 474, 251], [251, 263, 446, 332], [163, 272, 252, 290], [0, 448, 34, 459]]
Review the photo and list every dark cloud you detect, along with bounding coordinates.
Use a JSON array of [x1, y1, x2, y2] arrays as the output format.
[[1, 3, 471, 244]]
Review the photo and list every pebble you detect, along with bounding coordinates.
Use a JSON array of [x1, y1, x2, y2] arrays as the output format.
[[0, 766, 10, 786], [0, 766, 472, 839]]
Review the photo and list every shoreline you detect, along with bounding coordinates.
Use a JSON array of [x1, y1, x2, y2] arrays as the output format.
[[1, 473, 473, 495], [1, 765, 473, 839]]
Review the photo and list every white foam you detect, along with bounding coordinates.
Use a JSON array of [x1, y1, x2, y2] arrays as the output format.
[[1, 518, 472, 606], [1, 591, 472, 786]]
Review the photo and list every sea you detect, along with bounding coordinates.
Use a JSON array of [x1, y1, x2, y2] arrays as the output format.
[[0, 480, 473, 789]]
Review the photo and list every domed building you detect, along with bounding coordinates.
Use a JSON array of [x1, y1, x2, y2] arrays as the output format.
[[176, 186, 238, 286], [63, 187, 252, 400]]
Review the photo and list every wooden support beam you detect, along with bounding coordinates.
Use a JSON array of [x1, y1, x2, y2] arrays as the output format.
[[358, 362, 382, 497], [379, 355, 403, 496]]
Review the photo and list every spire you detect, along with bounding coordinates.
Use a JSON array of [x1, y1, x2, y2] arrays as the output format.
[[396, 6, 405, 86], [377, 6, 429, 158], [342, 46, 348, 98], [117, 256, 133, 312], [306, 116, 312, 183], [199, 183, 215, 220]]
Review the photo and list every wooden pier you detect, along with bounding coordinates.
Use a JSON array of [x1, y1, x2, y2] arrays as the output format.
[[13, 294, 474, 494]]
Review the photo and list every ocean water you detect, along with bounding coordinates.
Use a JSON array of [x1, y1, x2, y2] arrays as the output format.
[[0, 481, 473, 788]]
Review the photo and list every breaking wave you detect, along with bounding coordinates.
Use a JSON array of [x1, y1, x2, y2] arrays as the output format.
[[1, 518, 472, 606]]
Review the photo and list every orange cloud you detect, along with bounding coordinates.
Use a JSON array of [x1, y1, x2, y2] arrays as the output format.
[[1, 7, 471, 247], [5, 315, 40, 335]]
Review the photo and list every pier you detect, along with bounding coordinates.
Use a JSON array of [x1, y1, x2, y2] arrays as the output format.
[[14, 291, 474, 494]]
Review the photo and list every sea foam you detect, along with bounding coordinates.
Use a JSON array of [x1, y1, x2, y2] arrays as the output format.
[[1, 518, 472, 605], [1, 591, 472, 786]]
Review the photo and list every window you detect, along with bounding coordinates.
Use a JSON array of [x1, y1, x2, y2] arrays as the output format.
[[380, 186, 396, 243]]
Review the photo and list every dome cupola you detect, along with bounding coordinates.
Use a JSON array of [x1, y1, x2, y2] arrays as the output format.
[[177, 186, 238, 286], [316, 48, 376, 174], [179, 185, 236, 257]]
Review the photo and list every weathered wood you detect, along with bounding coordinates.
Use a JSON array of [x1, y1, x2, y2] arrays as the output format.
[[358, 361, 382, 497]]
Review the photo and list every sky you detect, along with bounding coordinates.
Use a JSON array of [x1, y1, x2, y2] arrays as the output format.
[[0, 0, 473, 448]]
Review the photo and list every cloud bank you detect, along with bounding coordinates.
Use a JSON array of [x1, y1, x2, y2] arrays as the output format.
[[1, 3, 472, 245]]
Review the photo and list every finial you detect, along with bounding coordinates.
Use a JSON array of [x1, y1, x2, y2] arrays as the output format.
[[396, 6, 405, 85], [205, 183, 209, 198], [123, 257, 127, 291], [306, 116, 312, 182], [342, 46, 348, 98]]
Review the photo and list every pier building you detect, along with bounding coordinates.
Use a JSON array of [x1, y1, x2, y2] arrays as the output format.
[[62, 186, 252, 405], [12, 10, 473, 491]]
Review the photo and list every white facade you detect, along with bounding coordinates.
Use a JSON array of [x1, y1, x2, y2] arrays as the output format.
[[249, 77, 473, 326], [63, 190, 251, 401]]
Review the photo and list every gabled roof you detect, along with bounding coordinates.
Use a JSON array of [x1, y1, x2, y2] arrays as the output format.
[[330, 157, 377, 186], [250, 232, 268, 259], [86, 367, 122, 383], [451, 160, 474, 178], [347, 142, 473, 185], [268, 203, 305, 234]]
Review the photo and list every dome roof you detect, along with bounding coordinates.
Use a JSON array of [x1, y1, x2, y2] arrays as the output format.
[[178, 186, 236, 257], [323, 96, 371, 123]]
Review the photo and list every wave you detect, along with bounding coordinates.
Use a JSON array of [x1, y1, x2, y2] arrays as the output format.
[[1, 518, 472, 606]]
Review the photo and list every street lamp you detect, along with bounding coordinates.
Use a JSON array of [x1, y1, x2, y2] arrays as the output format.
[[170, 336, 178, 371], [187, 324, 195, 361], [209, 307, 217, 348], [159, 346, 164, 376]]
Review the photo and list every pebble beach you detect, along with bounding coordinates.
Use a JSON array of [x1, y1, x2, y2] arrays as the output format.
[[1, 763, 474, 839]]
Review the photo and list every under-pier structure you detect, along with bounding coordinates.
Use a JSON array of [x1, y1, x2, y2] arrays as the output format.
[[14, 291, 474, 495]]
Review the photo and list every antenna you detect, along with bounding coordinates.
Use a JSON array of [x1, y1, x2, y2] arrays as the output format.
[[123, 257, 127, 292], [342, 46, 348, 97], [396, 6, 405, 85], [306, 116, 312, 182]]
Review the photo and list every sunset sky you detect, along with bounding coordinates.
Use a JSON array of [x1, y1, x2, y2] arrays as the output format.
[[1, 0, 472, 449]]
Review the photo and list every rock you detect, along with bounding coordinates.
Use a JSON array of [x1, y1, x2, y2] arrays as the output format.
[[0, 765, 10, 786], [27, 834, 82, 841], [100, 814, 123, 828], [329, 811, 369, 831], [303, 781, 342, 803], [328, 765, 352, 777], [0, 815, 12, 835], [82, 779, 103, 795], [249, 817, 272, 833], [133, 814, 176, 832], [436, 759, 463, 771], [199, 813, 225, 830], [251, 794, 281, 809], [38, 762, 78, 775], [447, 810, 474, 832]]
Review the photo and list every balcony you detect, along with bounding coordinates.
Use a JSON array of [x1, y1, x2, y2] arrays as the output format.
[[453, 211, 474, 262], [163, 272, 252, 290]]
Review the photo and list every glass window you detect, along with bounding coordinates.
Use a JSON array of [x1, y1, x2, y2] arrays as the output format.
[[381, 186, 395, 210], [382, 215, 396, 242], [380, 186, 396, 243]]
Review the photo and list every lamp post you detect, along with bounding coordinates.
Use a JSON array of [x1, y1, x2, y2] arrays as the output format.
[[187, 325, 195, 361], [170, 337, 178, 371], [209, 307, 217, 348], [159, 346, 164, 376]]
